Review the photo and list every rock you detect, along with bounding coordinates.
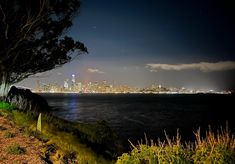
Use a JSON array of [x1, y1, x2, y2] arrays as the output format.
[[6, 86, 49, 113]]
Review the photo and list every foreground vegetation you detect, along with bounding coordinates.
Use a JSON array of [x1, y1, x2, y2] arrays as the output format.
[[1, 101, 235, 163], [117, 125, 235, 163], [6, 143, 26, 155], [0, 101, 122, 163]]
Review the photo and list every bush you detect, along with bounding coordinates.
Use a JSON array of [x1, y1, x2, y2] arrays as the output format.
[[192, 126, 235, 163], [6, 144, 26, 155], [116, 126, 235, 164]]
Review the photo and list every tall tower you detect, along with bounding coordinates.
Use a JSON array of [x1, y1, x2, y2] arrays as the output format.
[[72, 74, 76, 84], [71, 74, 76, 91], [72, 74, 75, 87]]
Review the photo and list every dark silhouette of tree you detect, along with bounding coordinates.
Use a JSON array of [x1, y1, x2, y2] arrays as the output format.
[[0, 0, 87, 96]]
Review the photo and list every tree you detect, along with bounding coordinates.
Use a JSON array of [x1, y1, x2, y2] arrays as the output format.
[[0, 0, 87, 97]]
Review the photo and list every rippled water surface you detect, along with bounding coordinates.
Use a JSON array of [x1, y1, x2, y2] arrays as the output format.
[[40, 93, 235, 142]]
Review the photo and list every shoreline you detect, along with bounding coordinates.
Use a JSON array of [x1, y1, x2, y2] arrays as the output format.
[[0, 105, 121, 163], [1, 105, 235, 163], [34, 91, 232, 94]]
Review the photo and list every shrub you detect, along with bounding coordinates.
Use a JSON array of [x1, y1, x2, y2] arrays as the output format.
[[116, 125, 235, 164], [117, 132, 191, 164], [192, 125, 235, 163]]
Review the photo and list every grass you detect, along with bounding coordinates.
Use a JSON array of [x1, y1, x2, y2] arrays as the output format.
[[4, 131, 16, 138], [0, 101, 121, 163], [116, 124, 235, 164], [3, 100, 234, 163], [0, 101, 16, 111], [6, 144, 26, 155], [39, 114, 120, 163]]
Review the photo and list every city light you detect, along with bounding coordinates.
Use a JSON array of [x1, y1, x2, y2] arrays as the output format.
[[33, 79, 231, 94]]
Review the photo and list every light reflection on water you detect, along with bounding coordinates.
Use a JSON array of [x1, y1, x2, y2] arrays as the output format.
[[41, 93, 235, 142]]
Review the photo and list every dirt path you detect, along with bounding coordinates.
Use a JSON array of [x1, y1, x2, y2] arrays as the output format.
[[0, 116, 45, 164]]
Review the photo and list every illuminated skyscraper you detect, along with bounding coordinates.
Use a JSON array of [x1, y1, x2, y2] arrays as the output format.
[[71, 74, 76, 91], [64, 79, 69, 90], [77, 82, 82, 92], [72, 74, 75, 83]]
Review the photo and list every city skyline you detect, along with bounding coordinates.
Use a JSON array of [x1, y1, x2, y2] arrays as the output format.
[[32, 76, 231, 94], [18, 0, 235, 90], [21, 74, 231, 94]]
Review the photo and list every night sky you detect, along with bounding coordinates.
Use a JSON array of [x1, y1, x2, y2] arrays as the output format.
[[19, 0, 235, 90]]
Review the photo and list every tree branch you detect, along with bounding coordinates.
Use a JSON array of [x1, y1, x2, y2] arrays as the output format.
[[0, 4, 8, 39]]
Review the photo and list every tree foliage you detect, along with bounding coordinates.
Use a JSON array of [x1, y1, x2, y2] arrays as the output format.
[[0, 0, 87, 90]]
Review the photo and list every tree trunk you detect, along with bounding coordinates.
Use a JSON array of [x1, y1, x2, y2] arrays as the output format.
[[0, 71, 10, 99]]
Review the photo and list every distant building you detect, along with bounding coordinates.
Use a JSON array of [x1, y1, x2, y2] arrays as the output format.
[[71, 74, 76, 91], [64, 80, 69, 90], [77, 82, 82, 92], [72, 74, 75, 83], [35, 80, 40, 92]]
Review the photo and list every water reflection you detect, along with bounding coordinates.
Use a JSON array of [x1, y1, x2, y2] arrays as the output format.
[[41, 93, 235, 142]]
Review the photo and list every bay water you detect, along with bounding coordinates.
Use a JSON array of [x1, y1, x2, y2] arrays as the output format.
[[40, 93, 235, 144]]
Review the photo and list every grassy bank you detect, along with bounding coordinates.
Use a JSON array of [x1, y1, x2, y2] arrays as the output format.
[[116, 125, 235, 163], [0, 101, 122, 163], [1, 101, 235, 163]]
